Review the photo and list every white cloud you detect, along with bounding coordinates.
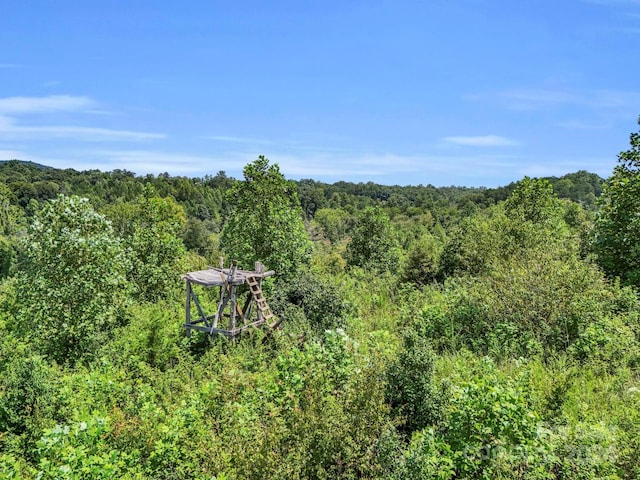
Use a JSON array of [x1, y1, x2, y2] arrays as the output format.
[[443, 135, 519, 147], [0, 118, 164, 141], [0, 95, 96, 114], [206, 135, 275, 145], [80, 149, 246, 174], [0, 95, 164, 142], [554, 119, 612, 130], [471, 87, 640, 112]]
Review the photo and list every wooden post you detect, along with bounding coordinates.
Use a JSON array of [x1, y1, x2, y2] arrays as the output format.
[[230, 285, 237, 332], [185, 280, 192, 337], [229, 260, 238, 280], [255, 261, 265, 322]]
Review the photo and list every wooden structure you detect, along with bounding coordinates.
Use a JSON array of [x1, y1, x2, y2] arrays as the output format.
[[182, 259, 277, 337]]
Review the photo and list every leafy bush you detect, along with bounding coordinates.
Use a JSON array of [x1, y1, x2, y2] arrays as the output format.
[[270, 271, 351, 335], [594, 119, 640, 287], [346, 207, 400, 273], [569, 314, 639, 372], [0, 355, 57, 441], [443, 369, 548, 479], [102, 302, 186, 371], [14, 195, 130, 364], [548, 422, 622, 479], [35, 417, 143, 479], [419, 248, 630, 358], [104, 186, 187, 302], [401, 233, 443, 286], [386, 331, 444, 434]]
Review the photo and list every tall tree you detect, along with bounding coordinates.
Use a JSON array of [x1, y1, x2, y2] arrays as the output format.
[[15, 195, 129, 364], [594, 118, 640, 286], [220, 156, 311, 276], [103, 185, 187, 302], [346, 207, 400, 272]]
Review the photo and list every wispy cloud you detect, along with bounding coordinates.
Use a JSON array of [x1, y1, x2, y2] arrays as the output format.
[[0, 117, 164, 141], [82, 149, 247, 174], [443, 135, 519, 147], [554, 118, 615, 130], [3, 142, 612, 187], [206, 135, 275, 145], [583, 0, 640, 5], [0, 95, 96, 114], [0, 94, 164, 142], [470, 87, 640, 112]]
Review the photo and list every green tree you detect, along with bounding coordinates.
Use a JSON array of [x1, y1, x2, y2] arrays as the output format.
[[402, 232, 443, 286], [503, 176, 562, 225], [594, 118, 640, 287], [0, 183, 24, 278], [104, 186, 187, 302], [15, 195, 129, 364], [313, 207, 353, 243], [441, 178, 569, 279], [386, 331, 443, 434], [346, 206, 400, 272], [220, 156, 311, 276]]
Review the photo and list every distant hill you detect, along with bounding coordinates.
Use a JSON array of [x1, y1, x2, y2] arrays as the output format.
[[0, 159, 53, 170], [0, 159, 605, 214]]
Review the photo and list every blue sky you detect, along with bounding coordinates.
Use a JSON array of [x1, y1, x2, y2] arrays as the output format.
[[1, 0, 639, 186]]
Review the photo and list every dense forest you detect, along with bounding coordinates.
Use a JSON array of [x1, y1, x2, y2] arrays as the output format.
[[0, 122, 637, 479]]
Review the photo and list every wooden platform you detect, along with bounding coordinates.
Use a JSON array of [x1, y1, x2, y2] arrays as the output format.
[[182, 266, 275, 287], [182, 260, 277, 337]]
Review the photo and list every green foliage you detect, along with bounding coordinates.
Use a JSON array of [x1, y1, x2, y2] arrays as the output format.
[[270, 272, 351, 336], [0, 183, 24, 236], [220, 156, 311, 277], [312, 207, 353, 243], [386, 331, 444, 434], [442, 365, 548, 479], [0, 160, 638, 478], [102, 302, 186, 371], [0, 355, 56, 438], [182, 217, 217, 258], [266, 329, 391, 479], [569, 312, 640, 372], [395, 428, 456, 480], [35, 417, 143, 479], [504, 176, 563, 224], [422, 252, 626, 358], [0, 184, 24, 279], [346, 206, 400, 272], [594, 119, 640, 287], [0, 236, 15, 279], [550, 170, 603, 209], [14, 195, 130, 364], [548, 422, 622, 479], [104, 186, 187, 302], [402, 232, 444, 286], [441, 178, 569, 279]]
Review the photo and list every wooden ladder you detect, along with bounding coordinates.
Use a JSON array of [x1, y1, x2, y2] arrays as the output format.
[[245, 276, 275, 324]]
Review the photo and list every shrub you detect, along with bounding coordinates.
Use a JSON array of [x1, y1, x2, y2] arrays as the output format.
[[270, 272, 351, 335], [346, 207, 400, 273], [15, 195, 130, 364], [386, 331, 444, 434]]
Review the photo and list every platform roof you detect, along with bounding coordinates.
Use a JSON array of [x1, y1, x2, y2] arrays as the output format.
[[182, 267, 275, 287]]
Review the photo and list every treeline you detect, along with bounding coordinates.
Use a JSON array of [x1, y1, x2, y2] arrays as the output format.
[[0, 159, 603, 218], [0, 129, 638, 480]]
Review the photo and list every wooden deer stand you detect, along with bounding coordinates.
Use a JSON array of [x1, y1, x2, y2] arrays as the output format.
[[181, 259, 277, 337]]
